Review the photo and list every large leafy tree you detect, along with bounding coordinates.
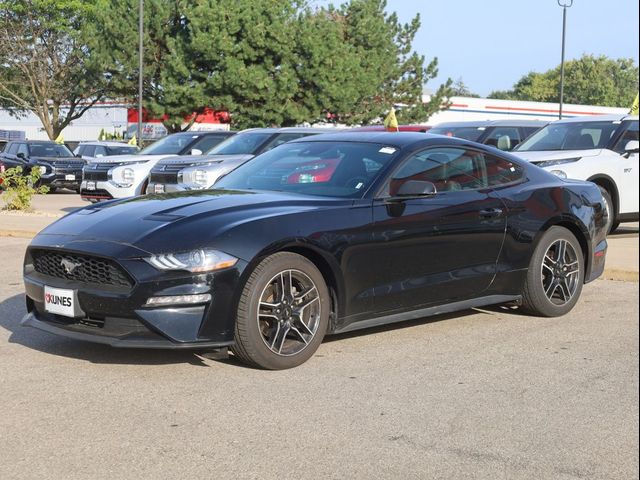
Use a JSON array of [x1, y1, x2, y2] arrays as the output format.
[[0, 0, 112, 139], [489, 54, 638, 107]]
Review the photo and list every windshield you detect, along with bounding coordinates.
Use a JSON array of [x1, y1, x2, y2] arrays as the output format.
[[516, 121, 619, 151], [215, 141, 399, 198], [207, 132, 273, 155], [139, 134, 199, 155], [29, 143, 73, 157], [107, 146, 139, 155], [429, 126, 484, 142]]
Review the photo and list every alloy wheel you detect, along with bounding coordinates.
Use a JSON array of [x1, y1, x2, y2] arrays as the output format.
[[541, 239, 581, 306], [257, 269, 321, 356]]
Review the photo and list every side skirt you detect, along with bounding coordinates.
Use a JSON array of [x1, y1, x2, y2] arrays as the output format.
[[331, 294, 521, 335]]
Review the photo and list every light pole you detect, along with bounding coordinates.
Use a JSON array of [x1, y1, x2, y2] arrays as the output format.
[[557, 0, 573, 119], [137, 0, 144, 145]]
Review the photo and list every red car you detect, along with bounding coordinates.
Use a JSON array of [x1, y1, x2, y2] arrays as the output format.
[[286, 157, 341, 184]]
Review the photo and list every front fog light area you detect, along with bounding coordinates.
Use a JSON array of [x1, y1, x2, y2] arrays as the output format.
[[145, 293, 212, 307]]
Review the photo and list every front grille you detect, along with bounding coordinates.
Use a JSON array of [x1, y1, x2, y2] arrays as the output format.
[[149, 163, 184, 184], [31, 249, 133, 288], [83, 162, 118, 182]]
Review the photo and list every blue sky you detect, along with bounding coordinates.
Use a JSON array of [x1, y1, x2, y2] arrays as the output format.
[[312, 0, 640, 97]]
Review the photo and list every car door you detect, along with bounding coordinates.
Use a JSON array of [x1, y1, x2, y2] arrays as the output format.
[[0, 143, 23, 168], [367, 146, 508, 314], [611, 120, 639, 214]]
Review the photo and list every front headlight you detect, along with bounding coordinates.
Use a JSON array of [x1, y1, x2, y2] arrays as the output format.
[[550, 170, 567, 179], [535, 157, 581, 168], [193, 169, 208, 187], [38, 166, 47, 175], [146, 248, 238, 273], [122, 167, 135, 183]]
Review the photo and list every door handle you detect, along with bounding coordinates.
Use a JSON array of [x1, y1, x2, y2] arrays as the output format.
[[479, 208, 503, 218]]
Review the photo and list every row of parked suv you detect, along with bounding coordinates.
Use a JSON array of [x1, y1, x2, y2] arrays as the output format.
[[1, 114, 637, 232]]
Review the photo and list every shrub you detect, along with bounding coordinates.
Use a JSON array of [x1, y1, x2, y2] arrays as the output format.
[[0, 166, 49, 211]]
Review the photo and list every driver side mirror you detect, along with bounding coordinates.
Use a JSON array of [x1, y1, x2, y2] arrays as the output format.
[[16, 152, 26, 160], [191, 148, 203, 156], [388, 180, 437, 201], [623, 140, 639, 157]]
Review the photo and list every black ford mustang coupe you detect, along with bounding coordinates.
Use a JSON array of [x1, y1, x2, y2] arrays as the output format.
[[22, 133, 608, 369]]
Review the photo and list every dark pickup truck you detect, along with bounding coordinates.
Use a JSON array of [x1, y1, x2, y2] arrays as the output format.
[[0, 140, 84, 192]]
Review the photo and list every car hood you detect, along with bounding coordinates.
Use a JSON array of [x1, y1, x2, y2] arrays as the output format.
[[89, 154, 176, 165], [513, 149, 603, 163], [158, 154, 254, 167], [31, 156, 83, 164], [36, 189, 346, 256]]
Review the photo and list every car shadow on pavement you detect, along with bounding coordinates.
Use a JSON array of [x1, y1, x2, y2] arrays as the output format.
[[0, 293, 228, 367], [325, 309, 482, 343]]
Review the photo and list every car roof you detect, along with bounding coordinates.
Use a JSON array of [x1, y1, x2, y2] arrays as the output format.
[[290, 131, 455, 148], [549, 114, 638, 124], [237, 127, 342, 135], [78, 141, 137, 147], [432, 120, 547, 128]]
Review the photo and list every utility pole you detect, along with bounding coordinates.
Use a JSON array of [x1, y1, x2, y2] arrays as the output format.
[[557, 0, 573, 119], [137, 0, 144, 144]]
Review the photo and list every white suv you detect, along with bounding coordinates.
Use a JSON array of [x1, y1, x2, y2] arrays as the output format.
[[514, 114, 639, 232], [80, 131, 233, 202]]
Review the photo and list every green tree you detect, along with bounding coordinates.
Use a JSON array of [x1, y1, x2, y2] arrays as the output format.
[[0, 0, 112, 139], [96, 0, 451, 130], [450, 78, 480, 98], [488, 54, 638, 107], [294, 0, 450, 126]]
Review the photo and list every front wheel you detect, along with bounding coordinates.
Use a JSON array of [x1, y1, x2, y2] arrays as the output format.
[[231, 252, 330, 369], [521, 226, 585, 317]]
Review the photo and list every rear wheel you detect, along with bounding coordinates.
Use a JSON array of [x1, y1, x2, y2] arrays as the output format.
[[521, 226, 585, 317], [231, 252, 330, 369]]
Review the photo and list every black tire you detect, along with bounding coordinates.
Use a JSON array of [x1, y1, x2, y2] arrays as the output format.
[[597, 186, 616, 234], [521, 226, 585, 317], [231, 252, 330, 369]]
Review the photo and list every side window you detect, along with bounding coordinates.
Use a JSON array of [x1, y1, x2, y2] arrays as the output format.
[[387, 147, 486, 195], [93, 146, 106, 157], [7, 143, 19, 155], [261, 133, 308, 152], [483, 154, 525, 187], [387, 147, 524, 196], [613, 121, 639, 153], [190, 135, 228, 153], [84, 145, 97, 157], [484, 127, 522, 151], [17, 143, 29, 157]]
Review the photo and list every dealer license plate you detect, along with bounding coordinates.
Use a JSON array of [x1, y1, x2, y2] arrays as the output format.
[[65, 174, 76, 181], [86, 181, 96, 190], [154, 184, 165, 194], [44, 286, 77, 318]]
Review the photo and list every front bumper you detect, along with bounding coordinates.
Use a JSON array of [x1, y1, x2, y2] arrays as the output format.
[[80, 180, 137, 201], [23, 242, 246, 348], [41, 172, 82, 190], [145, 181, 186, 195]]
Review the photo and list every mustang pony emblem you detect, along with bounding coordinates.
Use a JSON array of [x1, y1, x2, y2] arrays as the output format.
[[61, 258, 81, 275]]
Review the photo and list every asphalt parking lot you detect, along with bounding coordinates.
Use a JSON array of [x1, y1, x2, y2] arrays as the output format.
[[0, 232, 638, 480]]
